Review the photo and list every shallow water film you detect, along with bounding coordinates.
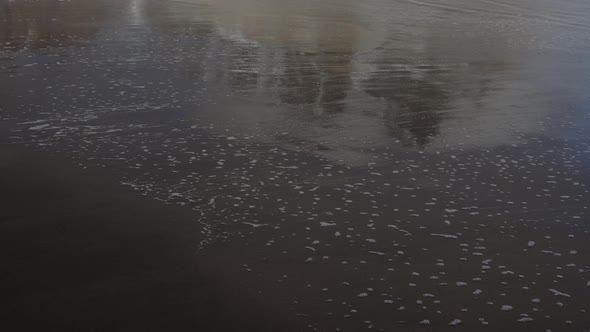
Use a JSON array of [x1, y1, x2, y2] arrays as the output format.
[[1, 0, 590, 330]]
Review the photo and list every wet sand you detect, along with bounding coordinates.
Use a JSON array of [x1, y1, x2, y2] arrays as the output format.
[[2, 0, 590, 331], [0, 145, 290, 332], [2, 144, 588, 332]]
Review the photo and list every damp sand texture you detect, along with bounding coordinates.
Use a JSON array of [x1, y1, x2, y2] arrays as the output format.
[[1, 0, 590, 331]]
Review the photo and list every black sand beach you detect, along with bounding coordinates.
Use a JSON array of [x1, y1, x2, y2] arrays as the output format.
[[0, 146, 289, 331], [2, 0, 590, 331]]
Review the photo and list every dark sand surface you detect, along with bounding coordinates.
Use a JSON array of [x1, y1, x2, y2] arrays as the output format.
[[0, 145, 290, 332], [2, 0, 590, 331], [2, 144, 588, 332]]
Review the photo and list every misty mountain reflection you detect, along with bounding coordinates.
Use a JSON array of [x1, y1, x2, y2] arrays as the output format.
[[1, 0, 542, 156]]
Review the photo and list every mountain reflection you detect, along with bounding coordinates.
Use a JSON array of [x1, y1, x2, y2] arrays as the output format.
[[363, 58, 451, 147], [278, 50, 353, 114], [161, 0, 522, 151], [1, 0, 538, 156]]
